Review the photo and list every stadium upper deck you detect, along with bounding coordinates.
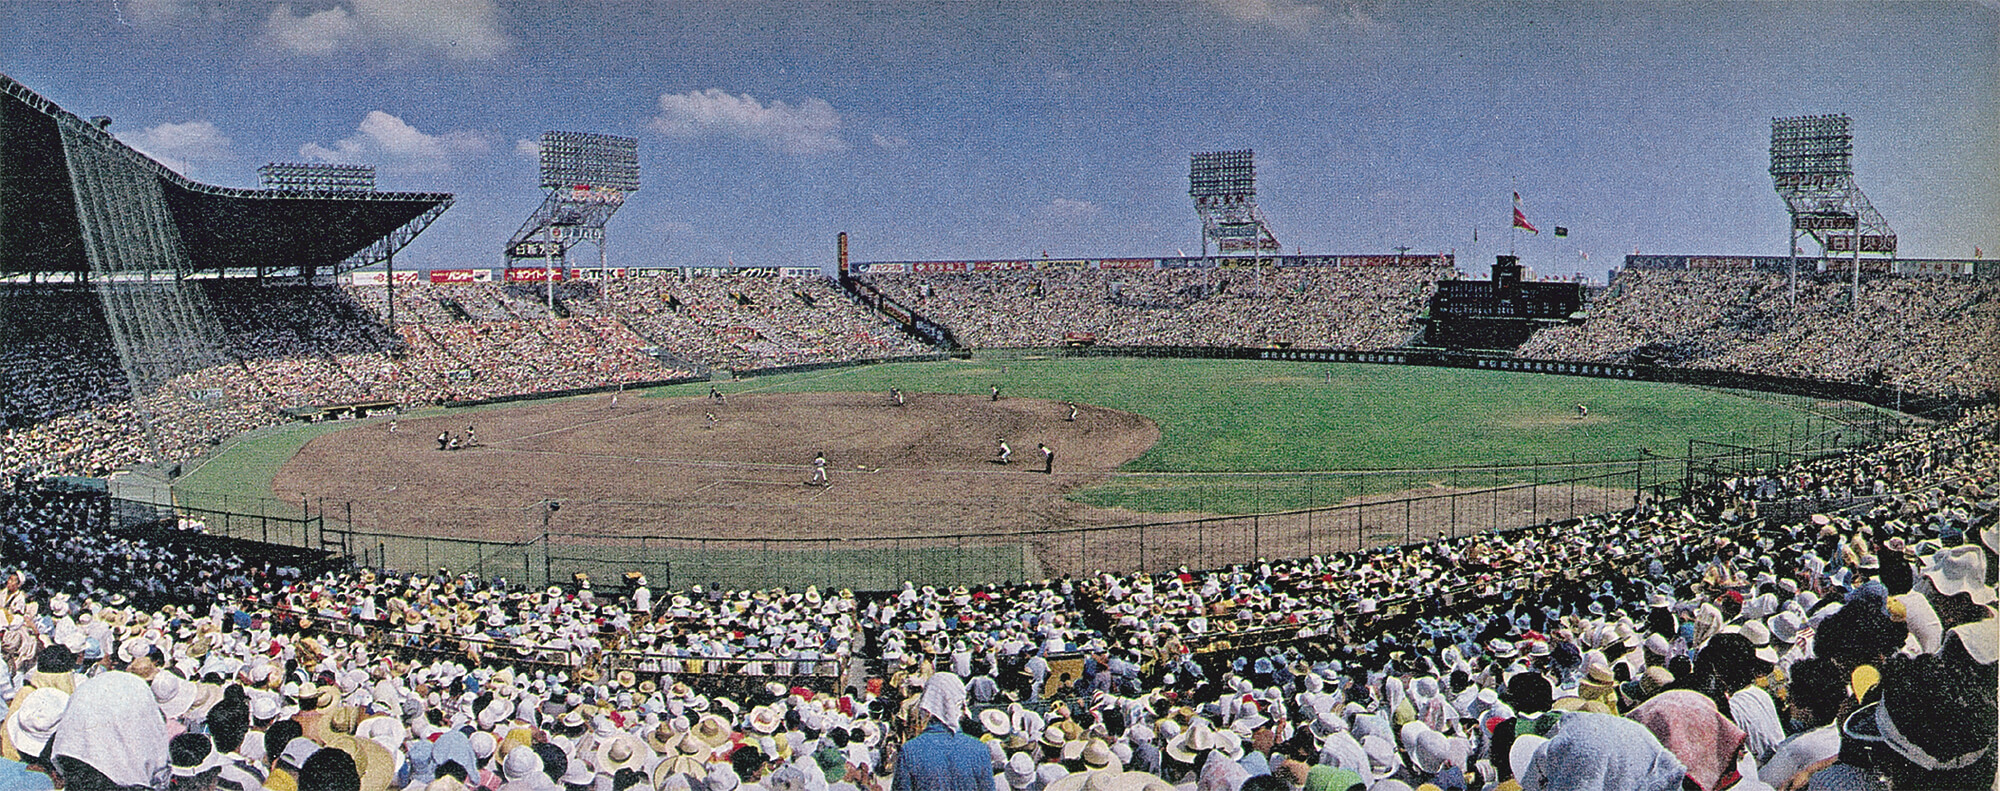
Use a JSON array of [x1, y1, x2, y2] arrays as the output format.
[[0, 73, 450, 280]]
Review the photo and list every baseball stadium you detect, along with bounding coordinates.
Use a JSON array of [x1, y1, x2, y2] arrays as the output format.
[[3, 23, 1997, 790]]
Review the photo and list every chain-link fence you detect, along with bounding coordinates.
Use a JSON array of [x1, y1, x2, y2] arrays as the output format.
[[155, 464, 1642, 592]]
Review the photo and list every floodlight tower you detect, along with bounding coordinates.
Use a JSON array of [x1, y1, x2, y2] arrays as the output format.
[[507, 131, 640, 309], [258, 162, 376, 192], [261, 162, 402, 326], [1770, 115, 1895, 308], [1190, 150, 1280, 296], [1190, 150, 1279, 259]]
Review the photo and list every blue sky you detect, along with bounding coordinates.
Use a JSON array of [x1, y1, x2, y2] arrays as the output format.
[[4, 1, 1994, 278]]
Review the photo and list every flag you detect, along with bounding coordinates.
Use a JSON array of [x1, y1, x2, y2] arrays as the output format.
[[1554, 226, 1568, 237], [1512, 192, 1538, 234], [1978, 246, 1984, 259]]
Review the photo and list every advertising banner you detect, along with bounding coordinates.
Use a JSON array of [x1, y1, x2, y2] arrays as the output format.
[[566, 186, 626, 205], [1041, 259, 1088, 269], [1819, 257, 1894, 273], [504, 267, 566, 282], [1097, 258, 1157, 270], [1823, 234, 1896, 253], [509, 240, 564, 259], [1794, 214, 1857, 230], [782, 267, 822, 278], [349, 271, 421, 285], [428, 269, 492, 284], [1337, 255, 1402, 267], [1217, 238, 1273, 253], [910, 261, 967, 273]]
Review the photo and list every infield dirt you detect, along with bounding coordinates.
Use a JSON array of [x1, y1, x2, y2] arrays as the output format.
[[271, 391, 1176, 542]]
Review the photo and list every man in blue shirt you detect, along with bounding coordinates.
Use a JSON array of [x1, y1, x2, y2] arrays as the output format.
[[893, 673, 991, 791]]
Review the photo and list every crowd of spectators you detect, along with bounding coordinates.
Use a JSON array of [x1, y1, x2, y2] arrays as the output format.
[[1517, 270, 2000, 399], [1, 282, 710, 483], [0, 289, 127, 429], [855, 266, 1446, 350], [11, 266, 1990, 484], [0, 398, 1990, 790], [589, 276, 933, 373]]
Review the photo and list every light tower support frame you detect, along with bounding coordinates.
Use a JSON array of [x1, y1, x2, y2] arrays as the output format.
[[1770, 114, 1895, 309], [1190, 150, 1281, 293], [506, 131, 640, 308]]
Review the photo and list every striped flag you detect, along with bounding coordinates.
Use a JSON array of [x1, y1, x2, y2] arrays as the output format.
[[1512, 192, 1539, 234]]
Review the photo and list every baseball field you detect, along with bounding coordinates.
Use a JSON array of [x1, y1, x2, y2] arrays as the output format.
[[176, 355, 1876, 536]]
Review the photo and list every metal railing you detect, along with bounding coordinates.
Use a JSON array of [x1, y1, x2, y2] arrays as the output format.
[[161, 465, 1642, 592]]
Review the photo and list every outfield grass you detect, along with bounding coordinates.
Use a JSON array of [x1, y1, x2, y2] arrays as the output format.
[[640, 356, 1861, 513]]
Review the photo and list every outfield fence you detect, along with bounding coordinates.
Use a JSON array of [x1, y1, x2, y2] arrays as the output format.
[[143, 464, 1643, 592]]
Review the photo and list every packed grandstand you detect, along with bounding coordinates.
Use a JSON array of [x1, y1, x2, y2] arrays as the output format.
[[4, 252, 1998, 790], [3, 75, 1998, 791]]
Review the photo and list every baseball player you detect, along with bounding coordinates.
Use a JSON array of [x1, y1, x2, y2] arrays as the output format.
[[706, 412, 718, 430], [990, 384, 1000, 402], [892, 387, 905, 407], [808, 452, 829, 486], [436, 431, 449, 451], [1576, 403, 1589, 419], [1065, 401, 1079, 422], [997, 439, 1012, 464], [1038, 443, 1054, 474], [465, 425, 476, 446]]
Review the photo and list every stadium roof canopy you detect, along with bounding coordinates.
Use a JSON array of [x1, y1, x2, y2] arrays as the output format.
[[0, 73, 452, 280]]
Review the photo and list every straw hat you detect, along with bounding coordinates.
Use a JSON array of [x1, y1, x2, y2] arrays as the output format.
[[748, 705, 783, 734], [979, 708, 1012, 737], [1080, 739, 1121, 771], [645, 722, 684, 754], [691, 713, 733, 749], [595, 733, 651, 774]]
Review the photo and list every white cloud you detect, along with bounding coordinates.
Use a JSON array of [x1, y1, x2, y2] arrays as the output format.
[[1035, 198, 1104, 222], [118, 120, 234, 175], [650, 88, 848, 156], [871, 133, 909, 150], [300, 110, 488, 173], [262, 5, 364, 56], [262, 0, 509, 61]]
